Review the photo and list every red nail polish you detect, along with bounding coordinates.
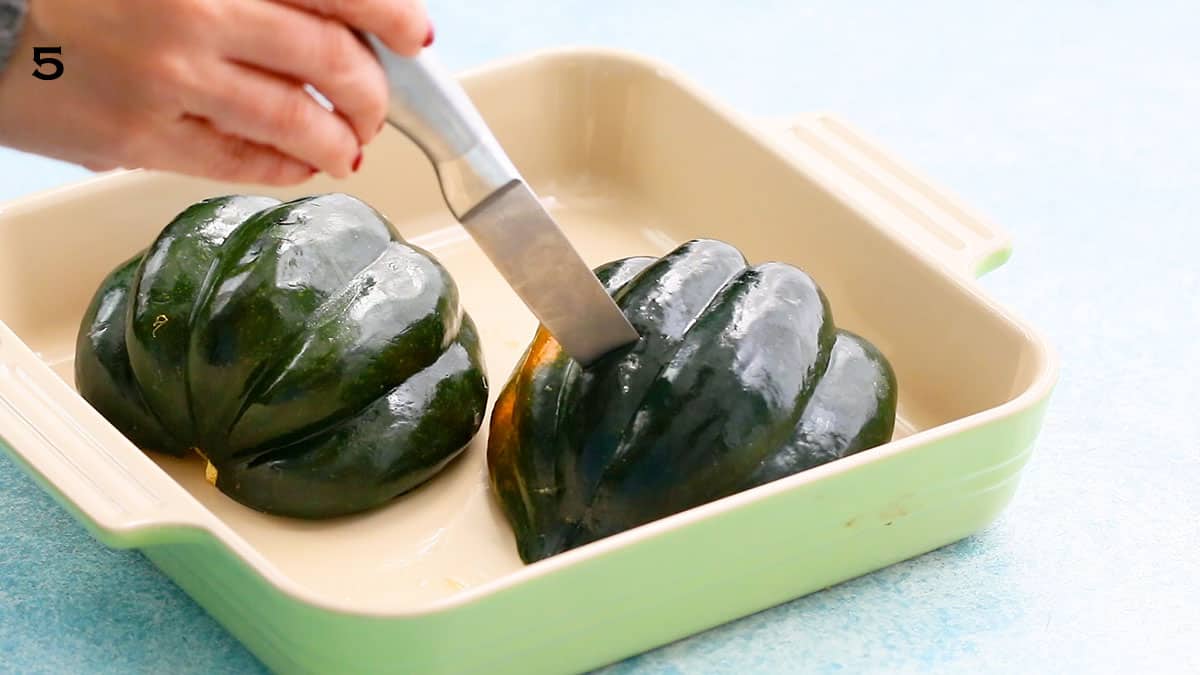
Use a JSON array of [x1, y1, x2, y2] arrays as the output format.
[[423, 23, 435, 48], [352, 151, 363, 173]]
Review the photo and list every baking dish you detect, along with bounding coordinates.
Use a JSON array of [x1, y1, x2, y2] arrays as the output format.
[[0, 48, 1056, 674]]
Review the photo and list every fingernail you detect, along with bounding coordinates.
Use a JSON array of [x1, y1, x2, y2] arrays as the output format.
[[352, 151, 363, 173], [423, 23, 435, 48]]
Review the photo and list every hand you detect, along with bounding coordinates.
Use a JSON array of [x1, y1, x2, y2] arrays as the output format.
[[0, 0, 431, 185]]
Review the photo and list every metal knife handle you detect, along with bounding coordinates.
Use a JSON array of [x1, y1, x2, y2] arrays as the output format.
[[361, 34, 521, 218], [359, 35, 641, 363]]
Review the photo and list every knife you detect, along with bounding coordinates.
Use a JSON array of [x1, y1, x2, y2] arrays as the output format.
[[360, 36, 640, 365]]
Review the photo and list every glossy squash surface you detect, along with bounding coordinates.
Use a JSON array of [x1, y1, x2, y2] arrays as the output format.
[[75, 193, 488, 518], [488, 239, 897, 563]]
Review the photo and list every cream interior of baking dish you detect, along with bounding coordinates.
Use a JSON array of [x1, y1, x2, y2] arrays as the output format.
[[0, 52, 1043, 611]]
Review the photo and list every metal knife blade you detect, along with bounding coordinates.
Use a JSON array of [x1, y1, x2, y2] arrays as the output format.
[[361, 35, 639, 364], [460, 180, 640, 364]]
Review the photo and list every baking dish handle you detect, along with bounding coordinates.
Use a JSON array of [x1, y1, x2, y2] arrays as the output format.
[[766, 113, 1012, 279], [0, 321, 213, 547]]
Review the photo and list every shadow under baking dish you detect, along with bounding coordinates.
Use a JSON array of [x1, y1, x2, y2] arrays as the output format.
[[0, 50, 1042, 616]]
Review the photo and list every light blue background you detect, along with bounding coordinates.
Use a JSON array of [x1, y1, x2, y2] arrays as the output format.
[[2, 2, 1198, 673]]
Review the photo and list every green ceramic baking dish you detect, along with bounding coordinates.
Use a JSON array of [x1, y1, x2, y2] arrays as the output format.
[[0, 48, 1057, 674]]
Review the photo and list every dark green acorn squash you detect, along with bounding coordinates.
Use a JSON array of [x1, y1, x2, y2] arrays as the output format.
[[487, 239, 897, 563], [75, 193, 488, 519]]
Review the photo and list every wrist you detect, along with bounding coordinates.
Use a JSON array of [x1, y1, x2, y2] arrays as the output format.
[[0, 15, 50, 152], [0, 0, 28, 76]]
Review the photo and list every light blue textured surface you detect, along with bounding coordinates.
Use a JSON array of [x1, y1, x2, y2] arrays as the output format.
[[2, 2, 1198, 673]]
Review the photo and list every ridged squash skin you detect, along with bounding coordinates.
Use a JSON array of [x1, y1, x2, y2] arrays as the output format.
[[75, 193, 488, 519], [487, 239, 897, 563]]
